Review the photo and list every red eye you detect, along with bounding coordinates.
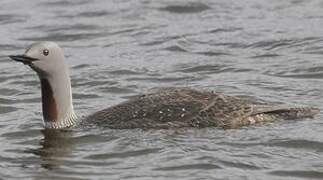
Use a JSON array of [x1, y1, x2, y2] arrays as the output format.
[[43, 49, 49, 56]]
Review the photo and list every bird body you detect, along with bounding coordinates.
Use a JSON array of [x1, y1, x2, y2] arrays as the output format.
[[85, 87, 319, 129]]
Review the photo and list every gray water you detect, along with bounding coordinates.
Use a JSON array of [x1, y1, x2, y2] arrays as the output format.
[[0, 0, 323, 179]]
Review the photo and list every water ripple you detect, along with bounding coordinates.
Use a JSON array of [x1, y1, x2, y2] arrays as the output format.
[[40, 0, 90, 7], [268, 139, 323, 151], [86, 148, 161, 160], [19, 32, 105, 42], [154, 163, 221, 171], [77, 11, 112, 18], [218, 159, 262, 170], [159, 2, 211, 14], [175, 64, 254, 74], [27, 24, 99, 33], [269, 170, 323, 179], [164, 45, 188, 52], [264, 66, 323, 79], [0, 106, 18, 114], [0, 14, 26, 25]]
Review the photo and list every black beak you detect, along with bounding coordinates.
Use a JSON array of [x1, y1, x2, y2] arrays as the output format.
[[9, 55, 38, 65]]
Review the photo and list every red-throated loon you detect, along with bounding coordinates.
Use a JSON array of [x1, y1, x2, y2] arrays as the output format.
[[9, 42, 320, 129]]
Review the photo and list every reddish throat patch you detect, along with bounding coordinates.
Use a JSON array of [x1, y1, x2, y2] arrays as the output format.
[[41, 79, 58, 122]]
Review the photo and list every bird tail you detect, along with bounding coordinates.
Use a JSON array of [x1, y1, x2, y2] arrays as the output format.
[[263, 107, 320, 120], [227, 107, 320, 129]]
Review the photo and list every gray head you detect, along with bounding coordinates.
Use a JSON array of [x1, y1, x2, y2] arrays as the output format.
[[10, 42, 76, 129], [10, 42, 66, 77]]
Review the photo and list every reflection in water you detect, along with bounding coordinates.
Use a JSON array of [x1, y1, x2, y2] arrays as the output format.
[[32, 129, 75, 170]]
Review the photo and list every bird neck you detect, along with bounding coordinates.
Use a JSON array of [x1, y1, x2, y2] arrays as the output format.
[[40, 70, 76, 129]]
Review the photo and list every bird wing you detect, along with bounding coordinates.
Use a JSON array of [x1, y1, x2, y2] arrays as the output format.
[[85, 88, 225, 128]]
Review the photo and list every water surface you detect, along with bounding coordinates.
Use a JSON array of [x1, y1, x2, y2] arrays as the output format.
[[0, 0, 323, 179]]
